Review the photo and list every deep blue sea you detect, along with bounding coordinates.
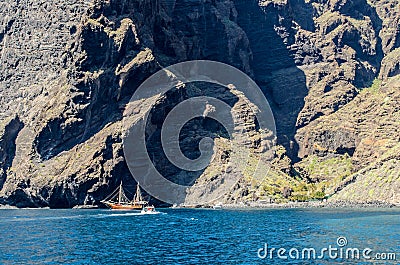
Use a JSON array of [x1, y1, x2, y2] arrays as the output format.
[[0, 208, 399, 264]]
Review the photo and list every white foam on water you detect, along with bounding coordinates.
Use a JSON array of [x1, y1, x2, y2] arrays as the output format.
[[95, 211, 166, 218], [1, 215, 85, 222], [109, 212, 146, 217], [0, 210, 168, 223]]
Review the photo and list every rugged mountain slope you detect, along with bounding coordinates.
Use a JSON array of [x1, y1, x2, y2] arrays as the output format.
[[0, 0, 398, 207]]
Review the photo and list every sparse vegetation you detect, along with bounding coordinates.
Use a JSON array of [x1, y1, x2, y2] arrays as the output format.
[[360, 78, 382, 94]]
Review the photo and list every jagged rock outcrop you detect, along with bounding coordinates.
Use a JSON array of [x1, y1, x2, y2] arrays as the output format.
[[0, 0, 399, 207]]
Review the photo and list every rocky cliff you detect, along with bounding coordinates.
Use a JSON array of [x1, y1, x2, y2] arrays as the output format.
[[0, 0, 398, 207]]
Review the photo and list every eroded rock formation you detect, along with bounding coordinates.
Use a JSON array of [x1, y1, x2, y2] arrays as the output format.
[[0, 0, 399, 207]]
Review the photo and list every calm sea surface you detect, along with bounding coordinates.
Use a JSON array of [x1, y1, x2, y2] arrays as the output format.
[[0, 208, 399, 264]]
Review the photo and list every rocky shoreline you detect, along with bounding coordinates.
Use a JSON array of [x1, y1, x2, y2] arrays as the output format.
[[0, 204, 18, 210], [196, 201, 400, 209], [1, 200, 399, 210]]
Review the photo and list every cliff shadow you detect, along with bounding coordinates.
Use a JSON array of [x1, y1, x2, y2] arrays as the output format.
[[337, 0, 384, 88], [0, 116, 24, 190], [145, 83, 239, 204], [234, 0, 309, 162], [34, 3, 159, 161]]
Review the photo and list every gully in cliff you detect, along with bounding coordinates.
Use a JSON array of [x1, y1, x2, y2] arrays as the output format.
[[101, 182, 148, 210]]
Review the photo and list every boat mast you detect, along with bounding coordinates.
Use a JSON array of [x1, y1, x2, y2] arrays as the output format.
[[135, 183, 142, 202], [118, 181, 123, 204]]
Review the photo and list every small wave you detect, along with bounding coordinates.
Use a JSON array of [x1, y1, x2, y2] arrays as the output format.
[[1, 215, 84, 222]]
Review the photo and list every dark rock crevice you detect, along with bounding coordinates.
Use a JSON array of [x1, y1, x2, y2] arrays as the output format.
[[0, 18, 15, 44], [234, 0, 308, 161], [34, 1, 160, 161], [332, 0, 384, 87], [146, 83, 238, 187], [0, 116, 24, 190]]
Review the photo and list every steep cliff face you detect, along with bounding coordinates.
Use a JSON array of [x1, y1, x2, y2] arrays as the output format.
[[0, 0, 255, 207], [0, 0, 398, 207]]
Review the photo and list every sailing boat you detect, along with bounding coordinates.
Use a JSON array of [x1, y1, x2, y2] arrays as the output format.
[[101, 182, 148, 210]]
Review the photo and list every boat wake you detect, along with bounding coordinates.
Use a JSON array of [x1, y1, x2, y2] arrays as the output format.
[[1, 215, 85, 222], [0, 210, 167, 223], [96, 211, 166, 218], [109, 212, 147, 217]]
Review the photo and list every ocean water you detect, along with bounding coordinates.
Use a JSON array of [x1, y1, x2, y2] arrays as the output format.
[[0, 208, 399, 264]]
